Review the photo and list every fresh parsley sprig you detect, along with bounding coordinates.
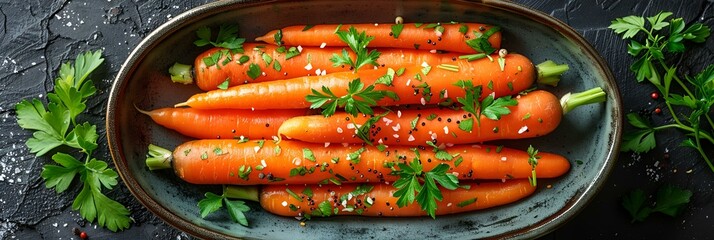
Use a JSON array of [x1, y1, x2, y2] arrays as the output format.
[[15, 50, 131, 231], [610, 12, 714, 172], [622, 185, 692, 222], [194, 24, 246, 52], [198, 185, 253, 226], [330, 26, 381, 71], [392, 149, 460, 218], [453, 79, 518, 129], [526, 145, 541, 186], [306, 78, 395, 117]]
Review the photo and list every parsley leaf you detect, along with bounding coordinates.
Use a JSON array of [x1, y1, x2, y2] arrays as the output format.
[[392, 149, 459, 218], [217, 78, 230, 90], [246, 63, 261, 80], [622, 185, 692, 222], [481, 95, 518, 120], [306, 78, 393, 117], [330, 26, 381, 71], [454, 79, 517, 125], [620, 113, 656, 153], [465, 26, 500, 54], [391, 23, 404, 38], [198, 188, 251, 227], [610, 15, 647, 39], [194, 24, 246, 53]]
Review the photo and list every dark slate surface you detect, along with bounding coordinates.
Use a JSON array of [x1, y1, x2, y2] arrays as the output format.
[[1, 0, 712, 239]]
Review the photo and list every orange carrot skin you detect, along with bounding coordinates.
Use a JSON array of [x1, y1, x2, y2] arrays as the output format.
[[183, 53, 534, 110], [195, 43, 469, 91], [278, 90, 561, 145], [171, 140, 569, 185], [145, 108, 307, 140], [260, 180, 535, 217], [256, 23, 501, 54]]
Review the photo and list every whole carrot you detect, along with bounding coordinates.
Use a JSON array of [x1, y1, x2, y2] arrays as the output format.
[[138, 107, 308, 140], [222, 180, 535, 218], [256, 23, 502, 54], [278, 88, 606, 145], [185, 44, 477, 91], [146, 139, 569, 185], [175, 53, 537, 110]]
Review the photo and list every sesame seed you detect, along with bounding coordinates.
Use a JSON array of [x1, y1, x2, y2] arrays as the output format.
[[320, 42, 327, 48], [429, 49, 437, 53], [406, 79, 412, 86], [443, 89, 448, 98], [420, 97, 426, 105], [382, 117, 393, 126], [447, 202, 452, 207], [518, 126, 529, 134], [261, 159, 267, 167], [337, 127, 344, 133], [397, 110, 402, 118], [293, 157, 302, 165], [501, 156, 507, 161], [282, 201, 288, 207], [297, 45, 303, 52], [393, 134, 400, 139]]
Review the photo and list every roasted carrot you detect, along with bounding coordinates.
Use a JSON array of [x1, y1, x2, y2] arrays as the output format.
[[146, 139, 570, 185], [278, 88, 606, 145], [221, 180, 535, 217], [175, 53, 536, 109], [256, 23, 501, 54], [187, 44, 481, 91], [138, 107, 308, 140]]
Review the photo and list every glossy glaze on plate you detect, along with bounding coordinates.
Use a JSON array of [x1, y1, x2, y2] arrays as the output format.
[[106, 0, 621, 239]]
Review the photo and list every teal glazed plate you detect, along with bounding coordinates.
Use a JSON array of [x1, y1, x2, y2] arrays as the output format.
[[107, 0, 622, 239]]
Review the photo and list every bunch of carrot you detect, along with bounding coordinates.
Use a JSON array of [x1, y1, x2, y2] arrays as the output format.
[[143, 19, 606, 224]]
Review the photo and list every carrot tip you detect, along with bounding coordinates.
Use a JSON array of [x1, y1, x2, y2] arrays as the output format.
[[134, 104, 151, 115], [174, 102, 189, 108]]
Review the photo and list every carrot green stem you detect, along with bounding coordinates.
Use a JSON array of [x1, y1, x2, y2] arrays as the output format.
[[146, 144, 173, 170], [224, 185, 260, 202], [559, 87, 607, 115], [169, 62, 194, 84], [536, 60, 570, 87]]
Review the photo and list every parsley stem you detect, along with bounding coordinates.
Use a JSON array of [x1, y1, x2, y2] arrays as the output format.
[[658, 61, 714, 131], [559, 87, 607, 114], [663, 101, 686, 126], [146, 144, 173, 170], [693, 131, 714, 172], [168, 62, 194, 84], [652, 124, 714, 145], [224, 185, 260, 202]]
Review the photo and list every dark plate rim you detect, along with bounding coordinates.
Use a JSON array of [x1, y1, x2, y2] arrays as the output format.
[[106, 0, 623, 239]]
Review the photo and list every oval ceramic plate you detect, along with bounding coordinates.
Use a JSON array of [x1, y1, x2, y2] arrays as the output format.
[[107, 0, 622, 239]]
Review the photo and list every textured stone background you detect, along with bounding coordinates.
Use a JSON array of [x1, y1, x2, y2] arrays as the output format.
[[0, 0, 713, 239]]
